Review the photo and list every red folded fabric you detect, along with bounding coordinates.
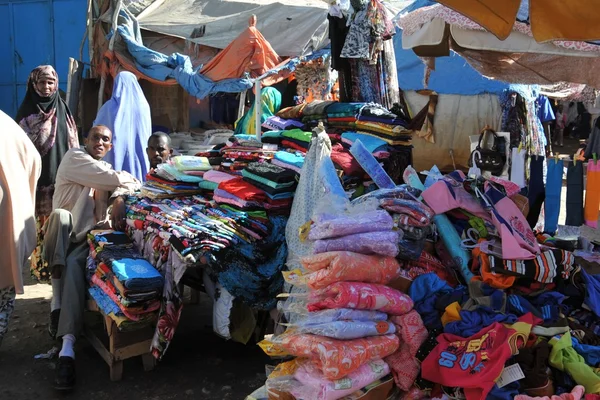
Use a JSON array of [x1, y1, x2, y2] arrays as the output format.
[[217, 177, 267, 202]]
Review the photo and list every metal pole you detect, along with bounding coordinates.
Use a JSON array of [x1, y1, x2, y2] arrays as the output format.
[[97, 0, 122, 112], [254, 79, 261, 142], [237, 90, 247, 120]]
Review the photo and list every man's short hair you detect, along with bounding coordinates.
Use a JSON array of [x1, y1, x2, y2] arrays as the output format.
[[85, 125, 111, 138], [148, 131, 171, 147]]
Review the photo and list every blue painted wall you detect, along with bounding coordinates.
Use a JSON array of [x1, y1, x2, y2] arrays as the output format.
[[0, 0, 88, 117]]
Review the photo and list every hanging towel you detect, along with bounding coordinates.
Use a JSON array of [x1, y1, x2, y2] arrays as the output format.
[[511, 148, 527, 188], [527, 156, 546, 229], [544, 159, 564, 234], [585, 161, 600, 228], [566, 161, 584, 227]]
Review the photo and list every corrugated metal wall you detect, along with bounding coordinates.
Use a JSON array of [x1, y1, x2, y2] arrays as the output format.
[[0, 0, 88, 117]]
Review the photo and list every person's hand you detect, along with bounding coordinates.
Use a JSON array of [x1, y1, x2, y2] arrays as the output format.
[[111, 196, 127, 232]]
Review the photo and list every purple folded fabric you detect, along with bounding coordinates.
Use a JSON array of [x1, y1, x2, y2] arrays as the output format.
[[313, 231, 400, 257], [309, 210, 395, 240]]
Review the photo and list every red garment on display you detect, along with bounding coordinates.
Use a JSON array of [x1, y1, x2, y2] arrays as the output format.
[[217, 177, 267, 202], [421, 314, 538, 400]]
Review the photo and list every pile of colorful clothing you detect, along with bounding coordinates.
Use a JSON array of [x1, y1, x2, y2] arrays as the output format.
[[253, 154, 600, 399], [143, 155, 208, 198], [86, 229, 163, 331]]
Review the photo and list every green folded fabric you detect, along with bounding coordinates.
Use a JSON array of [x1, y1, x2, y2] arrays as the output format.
[[199, 180, 218, 191], [241, 169, 295, 190], [282, 128, 312, 143]]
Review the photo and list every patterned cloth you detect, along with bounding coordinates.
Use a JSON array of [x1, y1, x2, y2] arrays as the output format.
[[385, 310, 428, 391], [30, 215, 51, 282], [0, 287, 16, 347]]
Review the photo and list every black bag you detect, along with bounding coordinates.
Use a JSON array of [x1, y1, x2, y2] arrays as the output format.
[[468, 128, 506, 176]]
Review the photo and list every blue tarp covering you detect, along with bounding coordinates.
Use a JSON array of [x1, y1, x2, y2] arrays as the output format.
[[115, 11, 329, 99], [393, 33, 512, 96]]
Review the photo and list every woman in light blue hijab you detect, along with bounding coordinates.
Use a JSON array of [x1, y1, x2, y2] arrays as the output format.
[[93, 71, 151, 181]]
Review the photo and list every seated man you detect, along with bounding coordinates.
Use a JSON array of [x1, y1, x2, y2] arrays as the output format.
[[146, 131, 173, 170], [43, 125, 141, 390]]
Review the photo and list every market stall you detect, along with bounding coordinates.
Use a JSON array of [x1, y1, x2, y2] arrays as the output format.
[[238, 2, 600, 400]]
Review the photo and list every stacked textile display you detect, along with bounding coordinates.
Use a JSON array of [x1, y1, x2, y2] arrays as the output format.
[[86, 230, 163, 331], [259, 204, 435, 399], [143, 156, 207, 198], [125, 193, 288, 357]]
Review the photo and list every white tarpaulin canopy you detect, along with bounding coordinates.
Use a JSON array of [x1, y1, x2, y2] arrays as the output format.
[[130, 0, 330, 56]]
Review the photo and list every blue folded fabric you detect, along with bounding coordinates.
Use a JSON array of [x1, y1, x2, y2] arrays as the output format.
[[110, 258, 164, 291], [274, 151, 305, 169], [341, 131, 388, 153], [88, 286, 122, 316], [326, 102, 364, 117]]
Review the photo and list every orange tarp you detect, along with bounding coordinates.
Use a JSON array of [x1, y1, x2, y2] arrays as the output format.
[[437, 0, 600, 42], [200, 15, 283, 81]]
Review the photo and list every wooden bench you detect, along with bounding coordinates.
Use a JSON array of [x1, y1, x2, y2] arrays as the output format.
[[83, 299, 156, 381]]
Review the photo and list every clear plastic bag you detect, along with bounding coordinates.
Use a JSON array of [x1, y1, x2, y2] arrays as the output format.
[[292, 320, 395, 340], [307, 282, 414, 316], [291, 359, 390, 400], [300, 251, 402, 289], [351, 186, 422, 206], [313, 231, 401, 257], [308, 210, 394, 240], [260, 333, 399, 380]]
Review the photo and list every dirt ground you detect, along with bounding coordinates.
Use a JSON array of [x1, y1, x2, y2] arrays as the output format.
[[0, 273, 271, 400]]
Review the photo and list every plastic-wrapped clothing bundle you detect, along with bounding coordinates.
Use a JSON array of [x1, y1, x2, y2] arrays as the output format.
[[307, 282, 414, 316], [351, 185, 422, 205], [291, 359, 391, 400], [301, 251, 402, 289], [274, 333, 399, 380], [313, 231, 400, 257], [308, 210, 394, 240], [292, 319, 396, 340], [380, 198, 434, 227], [295, 308, 388, 325]]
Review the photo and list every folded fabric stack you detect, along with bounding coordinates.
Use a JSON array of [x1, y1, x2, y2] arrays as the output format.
[[262, 116, 305, 131], [87, 229, 163, 331], [355, 104, 412, 146], [126, 196, 269, 258], [301, 100, 336, 125], [241, 162, 297, 212], [199, 170, 236, 192], [143, 156, 208, 198], [125, 196, 287, 310], [220, 134, 276, 173], [325, 102, 364, 129], [260, 130, 284, 146], [280, 129, 312, 153], [260, 209, 424, 400], [272, 150, 304, 174]]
